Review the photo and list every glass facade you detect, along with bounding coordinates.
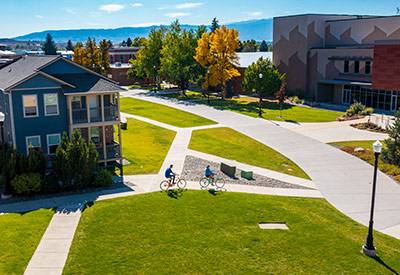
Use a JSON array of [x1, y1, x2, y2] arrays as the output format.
[[342, 85, 400, 112]]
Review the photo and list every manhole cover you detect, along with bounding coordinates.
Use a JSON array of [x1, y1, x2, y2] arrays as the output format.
[[258, 222, 289, 230]]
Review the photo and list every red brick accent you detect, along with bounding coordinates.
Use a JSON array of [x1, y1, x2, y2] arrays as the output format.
[[372, 45, 400, 90]]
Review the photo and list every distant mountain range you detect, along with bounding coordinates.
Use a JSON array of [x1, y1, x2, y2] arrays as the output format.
[[12, 19, 273, 43]]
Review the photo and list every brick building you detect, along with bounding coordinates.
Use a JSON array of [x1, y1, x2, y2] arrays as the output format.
[[108, 47, 140, 85], [273, 14, 400, 112]]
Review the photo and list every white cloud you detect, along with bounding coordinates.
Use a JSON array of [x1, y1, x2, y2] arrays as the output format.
[[35, 15, 44, 19], [165, 12, 190, 18], [99, 4, 125, 13], [245, 11, 263, 17], [175, 2, 204, 9], [131, 2, 143, 8]]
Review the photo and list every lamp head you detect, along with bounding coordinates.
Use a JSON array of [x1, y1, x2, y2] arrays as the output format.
[[259, 73, 263, 79], [0, 112, 5, 123], [373, 140, 383, 154]]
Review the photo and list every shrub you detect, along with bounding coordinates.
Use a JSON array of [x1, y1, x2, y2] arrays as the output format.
[[382, 111, 400, 166], [11, 173, 42, 196], [345, 102, 373, 117], [93, 169, 113, 187], [26, 148, 47, 176], [288, 96, 304, 105]]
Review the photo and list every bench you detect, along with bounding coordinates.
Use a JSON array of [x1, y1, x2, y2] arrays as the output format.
[[220, 162, 236, 178], [241, 170, 254, 180]]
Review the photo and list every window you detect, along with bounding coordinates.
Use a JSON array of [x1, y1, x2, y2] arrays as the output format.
[[26, 136, 41, 154], [23, 95, 38, 117], [90, 127, 100, 145], [365, 61, 371, 75], [47, 134, 61, 155], [344, 60, 349, 73], [354, 61, 360, 74], [71, 96, 82, 109], [44, 94, 59, 116]]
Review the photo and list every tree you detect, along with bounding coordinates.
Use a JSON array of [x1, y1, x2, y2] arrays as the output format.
[[195, 26, 241, 99], [129, 28, 165, 88], [42, 33, 57, 55], [211, 17, 220, 33], [259, 40, 269, 52], [121, 40, 127, 47], [382, 111, 400, 166], [275, 77, 288, 118], [160, 21, 198, 96], [82, 38, 102, 73], [126, 37, 133, 47], [196, 25, 207, 39], [73, 42, 84, 65], [241, 39, 258, 52], [243, 57, 285, 117], [132, 37, 147, 47], [99, 39, 111, 76], [66, 40, 74, 51]]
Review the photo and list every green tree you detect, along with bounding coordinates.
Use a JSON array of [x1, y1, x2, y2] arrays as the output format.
[[83, 38, 102, 73], [66, 39, 74, 51], [99, 39, 112, 76], [275, 77, 288, 118], [42, 33, 57, 55], [196, 25, 207, 39], [211, 17, 220, 32], [242, 39, 258, 52], [132, 37, 147, 47], [126, 37, 133, 47], [121, 40, 127, 47], [160, 20, 198, 95], [54, 131, 98, 189], [259, 40, 269, 52], [129, 28, 165, 88], [243, 57, 285, 117], [382, 111, 400, 166]]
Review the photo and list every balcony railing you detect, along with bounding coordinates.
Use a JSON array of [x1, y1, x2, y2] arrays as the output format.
[[71, 105, 118, 125], [104, 106, 118, 121], [72, 108, 88, 124], [97, 142, 121, 160], [90, 107, 102, 123]]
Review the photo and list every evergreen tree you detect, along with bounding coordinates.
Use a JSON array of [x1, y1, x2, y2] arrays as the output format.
[[382, 111, 400, 166], [132, 37, 146, 47], [83, 38, 101, 73], [259, 40, 269, 52], [211, 17, 220, 32], [126, 37, 133, 47], [121, 40, 127, 47], [66, 40, 74, 51], [99, 39, 111, 76], [42, 33, 57, 55]]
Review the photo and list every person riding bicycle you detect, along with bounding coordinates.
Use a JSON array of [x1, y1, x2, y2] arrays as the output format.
[[165, 164, 176, 185], [205, 165, 215, 182]]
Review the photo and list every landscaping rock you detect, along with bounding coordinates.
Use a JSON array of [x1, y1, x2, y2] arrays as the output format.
[[354, 147, 366, 153]]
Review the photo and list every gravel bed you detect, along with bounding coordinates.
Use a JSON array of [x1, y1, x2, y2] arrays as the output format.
[[181, 156, 311, 190]]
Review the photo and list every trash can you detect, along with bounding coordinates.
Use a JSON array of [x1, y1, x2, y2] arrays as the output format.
[[121, 117, 127, 130], [241, 170, 253, 180]]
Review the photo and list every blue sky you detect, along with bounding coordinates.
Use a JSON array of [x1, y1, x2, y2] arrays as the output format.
[[2, 0, 400, 38]]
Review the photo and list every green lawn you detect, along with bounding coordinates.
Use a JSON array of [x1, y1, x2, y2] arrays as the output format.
[[159, 91, 343, 123], [189, 127, 309, 179], [121, 118, 176, 175], [330, 140, 400, 183], [63, 191, 400, 274], [0, 209, 54, 274], [120, 97, 216, 128]]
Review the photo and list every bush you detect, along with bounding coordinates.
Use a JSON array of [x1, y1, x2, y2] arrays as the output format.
[[93, 169, 113, 187], [288, 96, 304, 105], [11, 173, 42, 196], [345, 102, 373, 117], [382, 111, 400, 166]]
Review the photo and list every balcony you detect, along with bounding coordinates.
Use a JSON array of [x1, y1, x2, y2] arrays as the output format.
[[71, 105, 118, 125], [97, 142, 121, 161], [72, 108, 88, 124]]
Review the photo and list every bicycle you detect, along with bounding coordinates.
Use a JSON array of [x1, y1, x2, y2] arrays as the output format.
[[160, 174, 187, 191], [199, 175, 226, 189]]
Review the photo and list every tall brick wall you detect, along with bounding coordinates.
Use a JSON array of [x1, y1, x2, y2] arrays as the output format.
[[372, 45, 400, 90]]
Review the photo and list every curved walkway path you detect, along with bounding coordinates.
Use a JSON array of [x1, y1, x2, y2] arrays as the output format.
[[122, 90, 400, 239]]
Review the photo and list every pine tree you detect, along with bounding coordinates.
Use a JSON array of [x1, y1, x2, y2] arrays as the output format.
[[99, 39, 111, 76], [66, 40, 74, 51], [211, 17, 220, 33], [259, 40, 269, 52], [126, 37, 132, 47], [382, 111, 400, 165], [42, 33, 57, 55]]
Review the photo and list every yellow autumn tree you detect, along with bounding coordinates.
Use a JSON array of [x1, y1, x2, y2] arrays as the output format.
[[195, 26, 240, 98]]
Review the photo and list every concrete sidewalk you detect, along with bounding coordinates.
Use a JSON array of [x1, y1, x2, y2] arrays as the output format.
[[124, 90, 400, 239]]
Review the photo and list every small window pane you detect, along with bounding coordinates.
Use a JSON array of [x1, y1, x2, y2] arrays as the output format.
[[365, 61, 371, 75], [27, 136, 40, 149], [23, 95, 37, 117], [344, 60, 349, 73], [45, 94, 58, 115], [354, 61, 360, 74], [48, 134, 60, 154]]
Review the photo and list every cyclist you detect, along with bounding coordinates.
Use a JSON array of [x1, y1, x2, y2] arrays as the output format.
[[205, 165, 215, 183], [165, 164, 176, 186]]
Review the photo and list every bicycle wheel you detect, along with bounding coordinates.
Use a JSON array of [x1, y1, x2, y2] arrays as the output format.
[[199, 178, 210, 188], [177, 178, 187, 189], [215, 177, 226, 189], [160, 180, 170, 191]]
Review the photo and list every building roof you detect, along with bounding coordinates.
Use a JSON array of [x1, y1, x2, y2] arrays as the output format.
[[0, 55, 59, 90], [0, 50, 16, 55], [319, 79, 372, 86], [237, 52, 273, 68]]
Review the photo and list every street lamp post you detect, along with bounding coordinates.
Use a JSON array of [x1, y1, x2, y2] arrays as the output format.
[[362, 140, 383, 258], [258, 73, 263, 117]]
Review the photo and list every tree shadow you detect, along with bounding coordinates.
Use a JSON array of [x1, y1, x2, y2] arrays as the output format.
[[373, 256, 399, 274]]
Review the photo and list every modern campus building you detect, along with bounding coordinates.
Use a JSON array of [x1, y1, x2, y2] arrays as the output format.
[[0, 55, 123, 168], [273, 14, 400, 112]]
